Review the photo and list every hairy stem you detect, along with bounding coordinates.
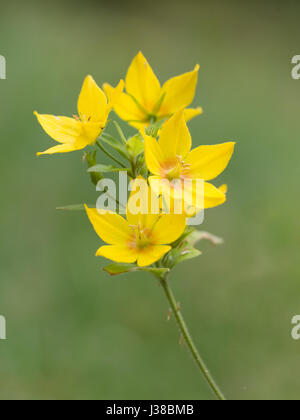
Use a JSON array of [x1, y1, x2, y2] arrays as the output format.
[[159, 276, 226, 401]]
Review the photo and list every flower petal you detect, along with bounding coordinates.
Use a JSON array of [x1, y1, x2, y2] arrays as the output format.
[[96, 245, 138, 263], [185, 142, 235, 181], [184, 107, 203, 122], [151, 215, 186, 245], [103, 83, 146, 127], [149, 177, 226, 212], [106, 80, 125, 110], [160, 65, 199, 115], [158, 111, 191, 161], [37, 141, 87, 156], [85, 206, 132, 245], [82, 122, 104, 144], [203, 182, 227, 209], [218, 184, 228, 194], [137, 245, 171, 267], [125, 51, 161, 111], [34, 112, 83, 144], [78, 75, 108, 123], [127, 177, 160, 230], [180, 180, 226, 210], [143, 132, 165, 175]]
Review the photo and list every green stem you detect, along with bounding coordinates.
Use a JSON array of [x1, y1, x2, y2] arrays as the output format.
[[159, 276, 226, 401], [96, 140, 126, 168], [105, 190, 126, 210]]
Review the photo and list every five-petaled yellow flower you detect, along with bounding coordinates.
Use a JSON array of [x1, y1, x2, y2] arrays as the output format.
[[84, 184, 186, 267], [103, 51, 202, 129], [143, 111, 235, 212], [35, 75, 124, 155]]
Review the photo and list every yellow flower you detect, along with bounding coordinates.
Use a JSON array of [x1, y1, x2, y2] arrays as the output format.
[[103, 51, 202, 129], [35, 75, 124, 155], [143, 111, 235, 212], [84, 184, 186, 267]]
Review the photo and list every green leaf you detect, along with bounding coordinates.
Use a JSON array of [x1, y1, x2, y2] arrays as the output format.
[[172, 248, 202, 265], [56, 204, 90, 211], [83, 151, 103, 185], [88, 164, 129, 173], [104, 263, 170, 277], [126, 135, 144, 158], [164, 246, 202, 269], [113, 121, 127, 145], [171, 227, 195, 248], [173, 229, 224, 249], [165, 229, 224, 269], [100, 133, 129, 160]]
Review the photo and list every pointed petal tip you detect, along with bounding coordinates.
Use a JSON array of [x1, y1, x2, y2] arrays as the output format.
[[194, 64, 200, 72], [132, 51, 146, 63], [221, 141, 236, 150], [34, 111, 41, 120], [219, 184, 228, 194], [118, 79, 125, 89], [36, 150, 50, 156], [95, 246, 108, 257]]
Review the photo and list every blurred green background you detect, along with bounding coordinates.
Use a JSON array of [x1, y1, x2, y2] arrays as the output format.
[[0, 0, 300, 400]]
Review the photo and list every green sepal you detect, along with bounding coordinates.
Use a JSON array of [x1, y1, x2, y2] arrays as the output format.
[[145, 119, 164, 138], [104, 263, 170, 277], [88, 164, 130, 173]]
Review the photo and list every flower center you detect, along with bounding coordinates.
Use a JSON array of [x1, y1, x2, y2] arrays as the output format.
[[129, 224, 152, 250], [162, 156, 191, 182], [147, 114, 158, 123]]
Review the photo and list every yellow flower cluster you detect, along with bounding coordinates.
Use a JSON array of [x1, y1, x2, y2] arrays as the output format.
[[35, 52, 235, 267]]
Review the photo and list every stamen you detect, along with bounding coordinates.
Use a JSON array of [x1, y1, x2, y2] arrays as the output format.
[[128, 223, 152, 250], [163, 156, 192, 181]]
